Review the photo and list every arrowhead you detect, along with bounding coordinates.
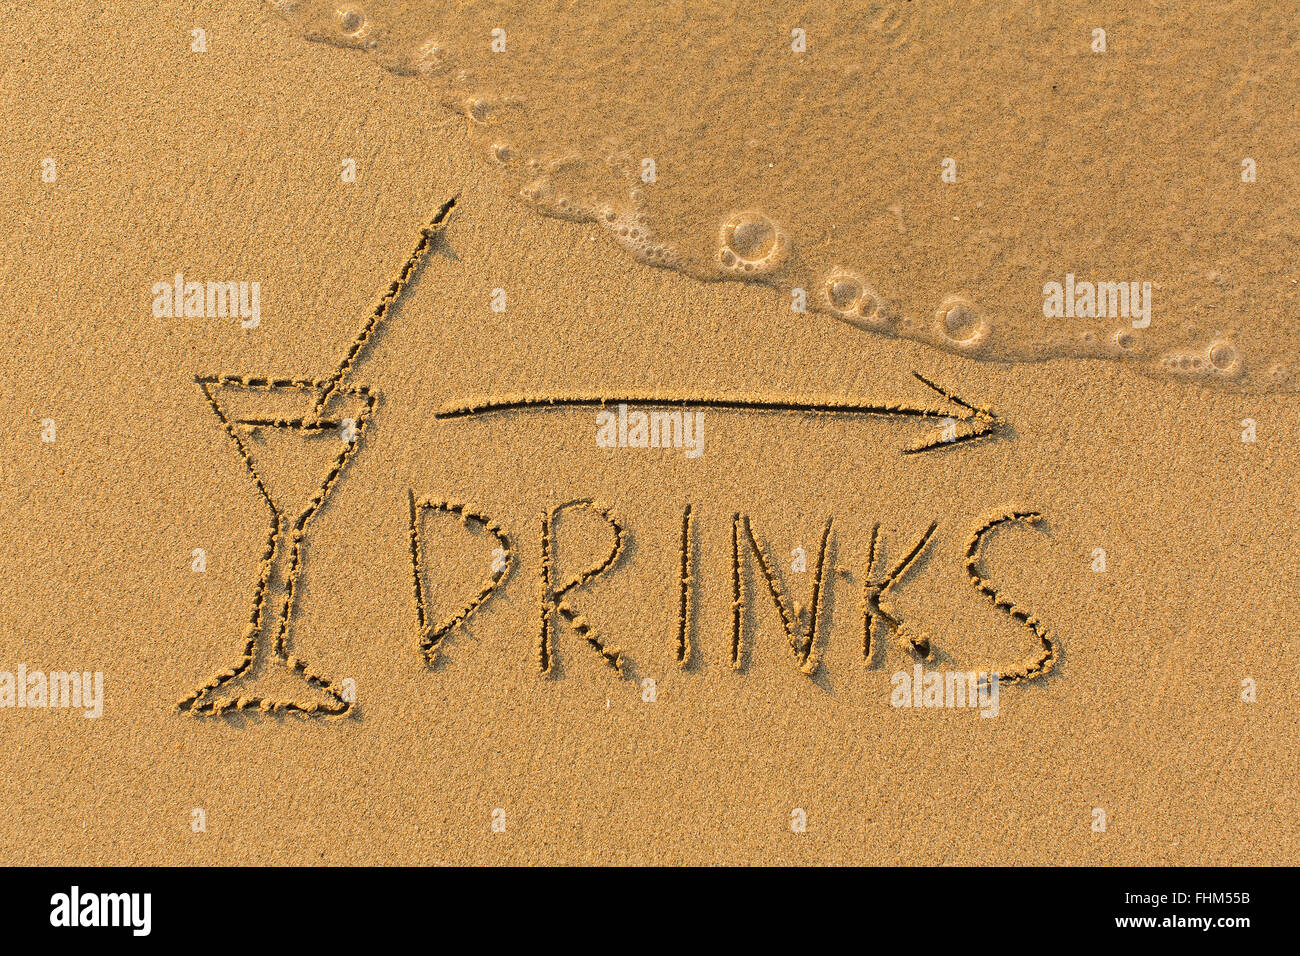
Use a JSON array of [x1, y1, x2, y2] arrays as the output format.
[[902, 372, 1005, 455]]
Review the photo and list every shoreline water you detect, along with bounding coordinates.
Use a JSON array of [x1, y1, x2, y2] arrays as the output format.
[[275, 1, 1299, 395]]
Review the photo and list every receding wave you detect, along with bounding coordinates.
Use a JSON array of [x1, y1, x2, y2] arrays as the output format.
[[270, 0, 1300, 393]]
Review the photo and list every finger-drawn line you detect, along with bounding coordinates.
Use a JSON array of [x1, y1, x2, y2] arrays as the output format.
[[740, 517, 800, 664], [408, 489, 426, 637], [675, 503, 694, 666], [862, 523, 883, 665], [434, 373, 1004, 454], [538, 499, 626, 675], [964, 511, 1058, 684], [730, 513, 745, 668], [861, 520, 938, 664], [316, 192, 459, 413], [804, 516, 834, 672], [408, 493, 514, 664], [538, 509, 553, 674], [730, 514, 833, 674]]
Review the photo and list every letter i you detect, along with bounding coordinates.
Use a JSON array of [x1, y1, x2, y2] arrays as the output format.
[[675, 504, 694, 666], [537, 511, 554, 673], [730, 513, 745, 668]]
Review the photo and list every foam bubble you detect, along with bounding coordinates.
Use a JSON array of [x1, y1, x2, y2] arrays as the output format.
[[822, 271, 887, 330], [935, 296, 988, 351], [718, 211, 787, 275], [603, 206, 679, 267], [1208, 341, 1239, 374], [727, 216, 775, 259], [336, 7, 366, 37], [825, 274, 863, 312]]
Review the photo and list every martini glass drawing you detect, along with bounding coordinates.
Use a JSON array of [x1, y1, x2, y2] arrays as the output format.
[[179, 378, 374, 716], [179, 197, 456, 717]]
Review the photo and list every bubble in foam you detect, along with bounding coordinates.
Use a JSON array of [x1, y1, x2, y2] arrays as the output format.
[[825, 274, 862, 312], [935, 295, 988, 351], [1159, 350, 1209, 376], [822, 271, 887, 330], [717, 211, 787, 275], [1208, 341, 1239, 374], [466, 98, 492, 124], [602, 206, 678, 267], [336, 7, 366, 37], [725, 214, 775, 258]]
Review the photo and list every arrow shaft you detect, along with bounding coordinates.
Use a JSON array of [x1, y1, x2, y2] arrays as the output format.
[[434, 394, 957, 420]]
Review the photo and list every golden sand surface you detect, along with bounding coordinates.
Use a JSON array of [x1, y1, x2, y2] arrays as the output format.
[[1, 1, 1296, 864]]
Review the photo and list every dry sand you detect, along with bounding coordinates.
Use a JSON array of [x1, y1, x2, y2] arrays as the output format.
[[0, 1, 1295, 864]]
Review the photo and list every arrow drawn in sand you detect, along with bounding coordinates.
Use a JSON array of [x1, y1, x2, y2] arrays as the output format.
[[434, 371, 1005, 454]]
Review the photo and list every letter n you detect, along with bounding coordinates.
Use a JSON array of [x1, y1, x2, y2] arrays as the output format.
[[731, 514, 832, 674]]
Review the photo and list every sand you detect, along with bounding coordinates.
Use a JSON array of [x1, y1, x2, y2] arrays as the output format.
[[0, 0, 1295, 864]]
